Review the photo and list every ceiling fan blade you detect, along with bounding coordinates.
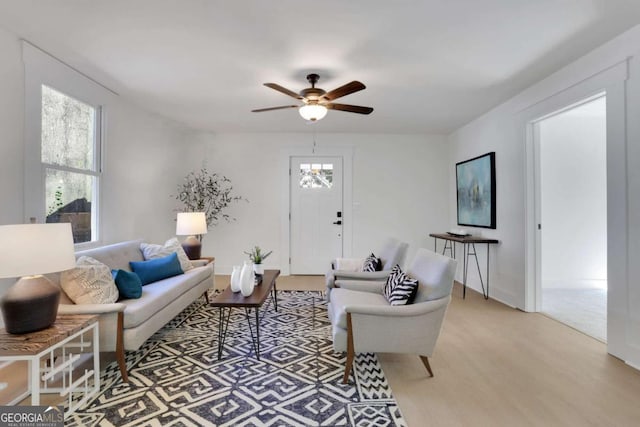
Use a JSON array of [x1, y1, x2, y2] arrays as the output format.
[[264, 83, 303, 99], [326, 103, 374, 114], [323, 81, 366, 101], [251, 105, 299, 112]]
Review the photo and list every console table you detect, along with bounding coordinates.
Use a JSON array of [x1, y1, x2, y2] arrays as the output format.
[[429, 233, 499, 300], [0, 314, 100, 418]]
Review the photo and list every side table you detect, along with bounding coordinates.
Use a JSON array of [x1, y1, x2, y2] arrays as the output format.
[[0, 314, 100, 418], [195, 256, 215, 303]]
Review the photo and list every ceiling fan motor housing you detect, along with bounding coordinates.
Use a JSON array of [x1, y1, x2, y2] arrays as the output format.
[[300, 87, 326, 102], [300, 73, 326, 101]]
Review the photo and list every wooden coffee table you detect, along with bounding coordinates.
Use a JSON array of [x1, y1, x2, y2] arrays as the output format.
[[211, 269, 280, 360]]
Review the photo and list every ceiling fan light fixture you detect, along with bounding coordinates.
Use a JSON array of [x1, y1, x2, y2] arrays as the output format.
[[299, 104, 328, 121]]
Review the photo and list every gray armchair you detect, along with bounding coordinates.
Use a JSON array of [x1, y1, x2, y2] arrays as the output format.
[[327, 248, 457, 383], [325, 237, 408, 299]]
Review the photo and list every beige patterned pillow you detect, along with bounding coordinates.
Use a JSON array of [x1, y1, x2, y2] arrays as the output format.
[[61, 256, 119, 304], [140, 237, 193, 272]]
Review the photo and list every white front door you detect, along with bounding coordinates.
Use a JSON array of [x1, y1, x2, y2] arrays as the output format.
[[290, 156, 343, 274]]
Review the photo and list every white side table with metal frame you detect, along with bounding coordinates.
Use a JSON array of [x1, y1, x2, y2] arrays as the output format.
[[0, 314, 100, 418]]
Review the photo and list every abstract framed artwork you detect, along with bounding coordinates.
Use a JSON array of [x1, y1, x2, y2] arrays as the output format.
[[456, 152, 496, 229]]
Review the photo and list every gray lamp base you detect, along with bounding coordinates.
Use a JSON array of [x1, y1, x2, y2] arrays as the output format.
[[0, 276, 60, 334], [181, 235, 202, 260]]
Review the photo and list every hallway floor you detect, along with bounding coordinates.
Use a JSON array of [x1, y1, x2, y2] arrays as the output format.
[[542, 288, 607, 342]]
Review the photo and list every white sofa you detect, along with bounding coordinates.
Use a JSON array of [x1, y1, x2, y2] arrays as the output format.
[[51, 239, 214, 382]]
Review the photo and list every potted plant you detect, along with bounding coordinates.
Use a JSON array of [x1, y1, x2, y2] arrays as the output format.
[[173, 165, 246, 238], [244, 246, 273, 275]]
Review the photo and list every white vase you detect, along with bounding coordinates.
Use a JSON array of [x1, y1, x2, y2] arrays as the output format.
[[240, 261, 255, 297], [230, 265, 242, 292], [253, 263, 264, 275]]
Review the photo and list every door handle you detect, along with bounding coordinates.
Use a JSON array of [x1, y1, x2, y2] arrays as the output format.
[[333, 220, 342, 225]]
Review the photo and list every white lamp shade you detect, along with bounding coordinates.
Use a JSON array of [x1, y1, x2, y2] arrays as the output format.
[[176, 212, 208, 236], [0, 223, 76, 278], [299, 104, 328, 121]]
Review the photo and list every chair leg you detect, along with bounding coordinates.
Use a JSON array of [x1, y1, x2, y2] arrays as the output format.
[[420, 355, 434, 377], [203, 291, 210, 304], [343, 312, 355, 384], [116, 312, 129, 383]]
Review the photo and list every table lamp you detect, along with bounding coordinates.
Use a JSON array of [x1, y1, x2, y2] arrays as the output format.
[[176, 212, 208, 260], [0, 223, 75, 334]]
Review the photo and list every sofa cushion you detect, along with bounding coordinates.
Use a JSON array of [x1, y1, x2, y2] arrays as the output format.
[[61, 256, 119, 304], [121, 266, 211, 329], [130, 252, 183, 286], [335, 258, 364, 271], [75, 240, 145, 272], [140, 238, 193, 272], [329, 288, 389, 329], [112, 269, 143, 299]]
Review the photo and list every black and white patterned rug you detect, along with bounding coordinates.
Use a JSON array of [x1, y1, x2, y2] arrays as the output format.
[[67, 291, 407, 426]]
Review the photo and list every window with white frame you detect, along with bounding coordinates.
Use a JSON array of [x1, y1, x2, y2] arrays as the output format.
[[299, 163, 334, 189], [41, 85, 101, 243], [23, 42, 110, 246]]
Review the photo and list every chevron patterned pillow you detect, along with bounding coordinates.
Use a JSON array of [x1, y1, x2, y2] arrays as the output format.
[[383, 264, 419, 306]]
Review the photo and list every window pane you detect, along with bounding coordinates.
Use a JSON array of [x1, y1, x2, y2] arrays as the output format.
[[41, 85, 96, 170], [45, 168, 94, 243], [299, 163, 333, 189]]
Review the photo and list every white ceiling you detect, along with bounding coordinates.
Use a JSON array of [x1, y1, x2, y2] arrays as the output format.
[[0, 0, 639, 134]]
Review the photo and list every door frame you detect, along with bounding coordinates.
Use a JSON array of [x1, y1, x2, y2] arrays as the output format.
[[529, 92, 607, 311], [279, 146, 353, 275], [522, 60, 626, 316]]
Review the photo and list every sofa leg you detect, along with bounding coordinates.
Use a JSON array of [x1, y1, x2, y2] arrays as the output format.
[[203, 291, 210, 304], [343, 313, 355, 384], [116, 312, 129, 383], [420, 355, 434, 377]]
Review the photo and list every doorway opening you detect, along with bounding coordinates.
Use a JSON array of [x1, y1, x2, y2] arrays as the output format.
[[533, 94, 607, 342]]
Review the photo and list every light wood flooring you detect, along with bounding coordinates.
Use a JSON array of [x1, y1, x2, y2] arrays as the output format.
[[14, 275, 640, 426], [258, 274, 640, 427]]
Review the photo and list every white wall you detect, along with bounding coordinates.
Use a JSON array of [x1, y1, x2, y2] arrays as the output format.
[[199, 133, 449, 274], [540, 97, 607, 288], [0, 28, 26, 300], [100, 101, 207, 244], [0, 28, 208, 325], [448, 24, 640, 367]]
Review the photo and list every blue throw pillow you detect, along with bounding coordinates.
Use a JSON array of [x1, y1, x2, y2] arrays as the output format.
[[111, 269, 143, 299], [129, 252, 183, 286]]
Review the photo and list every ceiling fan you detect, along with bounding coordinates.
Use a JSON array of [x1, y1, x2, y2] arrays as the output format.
[[252, 73, 374, 121]]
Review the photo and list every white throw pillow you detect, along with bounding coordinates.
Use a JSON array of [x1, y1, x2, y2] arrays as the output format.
[[335, 258, 365, 272], [140, 237, 193, 272], [61, 256, 119, 304]]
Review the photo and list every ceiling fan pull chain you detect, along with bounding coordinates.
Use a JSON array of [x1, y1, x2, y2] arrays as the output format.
[[312, 129, 317, 154]]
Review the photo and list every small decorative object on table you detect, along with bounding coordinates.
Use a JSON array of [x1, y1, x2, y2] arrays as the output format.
[[239, 261, 255, 296], [244, 246, 272, 276], [447, 228, 470, 237], [230, 265, 242, 293]]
